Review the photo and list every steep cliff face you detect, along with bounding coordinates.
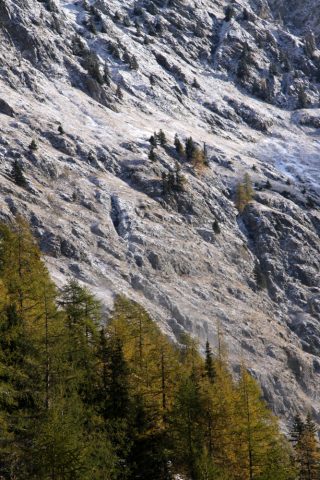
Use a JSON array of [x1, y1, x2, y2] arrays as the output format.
[[0, 0, 319, 427]]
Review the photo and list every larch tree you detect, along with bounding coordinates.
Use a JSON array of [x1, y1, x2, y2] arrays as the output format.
[[292, 413, 320, 480], [235, 365, 295, 480], [205, 340, 215, 383], [235, 174, 254, 213]]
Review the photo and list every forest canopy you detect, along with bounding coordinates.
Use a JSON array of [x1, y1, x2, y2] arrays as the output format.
[[0, 219, 316, 479]]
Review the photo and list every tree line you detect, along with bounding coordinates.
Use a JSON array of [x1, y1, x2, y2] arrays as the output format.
[[0, 219, 318, 479]]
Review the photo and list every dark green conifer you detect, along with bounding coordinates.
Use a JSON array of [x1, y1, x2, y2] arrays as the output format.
[[185, 137, 195, 161], [213, 219, 221, 234], [225, 6, 235, 22], [175, 162, 186, 192], [291, 414, 305, 443], [29, 139, 38, 151], [162, 172, 168, 195], [158, 129, 167, 147], [11, 160, 27, 188], [149, 147, 156, 161], [149, 134, 157, 147], [205, 340, 215, 382], [98, 331, 130, 421]]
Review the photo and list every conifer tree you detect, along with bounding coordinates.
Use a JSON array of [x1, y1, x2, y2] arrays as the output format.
[[135, 22, 142, 37], [196, 381, 217, 478], [0, 219, 52, 324], [209, 341, 239, 475], [292, 413, 320, 480], [303, 413, 320, 480], [162, 171, 169, 195], [192, 146, 206, 171], [235, 365, 294, 480], [161, 164, 186, 195], [236, 182, 247, 213], [237, 44, 251, 80], [32, 394, 90, 478], [185, 136, 196, 161], [184, 137, 207, 170], [11, 160, 27, 188], [85, 52, 104, 84], [205, 340, 215, 382], [235, 173, 254, 212], [108, 296, 179, 479], [149, 147, 156, 161], [59, 279, 102, 412], [29, 139, 38, 151], [99, 331, 130, 421], [291, 414, 305, 444], [0, 220, 64, 478], [213, 219, 221, 234], [171, 372, 205, 478], [203, 142, 209, 165], [244, 172, 254, 200], [225, 5, 235, 22], [0, 300, 36, 478], [174, 134, 184, 155], [298, 87, 309, 109], [149, 134, 157, 147], [158, 129, 167, 147], [175, 162, 186, 192]]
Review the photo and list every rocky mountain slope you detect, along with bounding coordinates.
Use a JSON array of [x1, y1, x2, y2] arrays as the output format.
[[0, 0, 319, 428]]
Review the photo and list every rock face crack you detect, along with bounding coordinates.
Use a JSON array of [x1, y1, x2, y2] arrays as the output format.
[[110, 195, 132, 239]]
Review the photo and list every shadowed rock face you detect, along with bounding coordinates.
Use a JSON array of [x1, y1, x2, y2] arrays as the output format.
[[0, 0, 319, 428], [0, 99, 15, 117], [267, 0, 320, 37], [243, 199, 320, 308], [0, 1, 39, 59]]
